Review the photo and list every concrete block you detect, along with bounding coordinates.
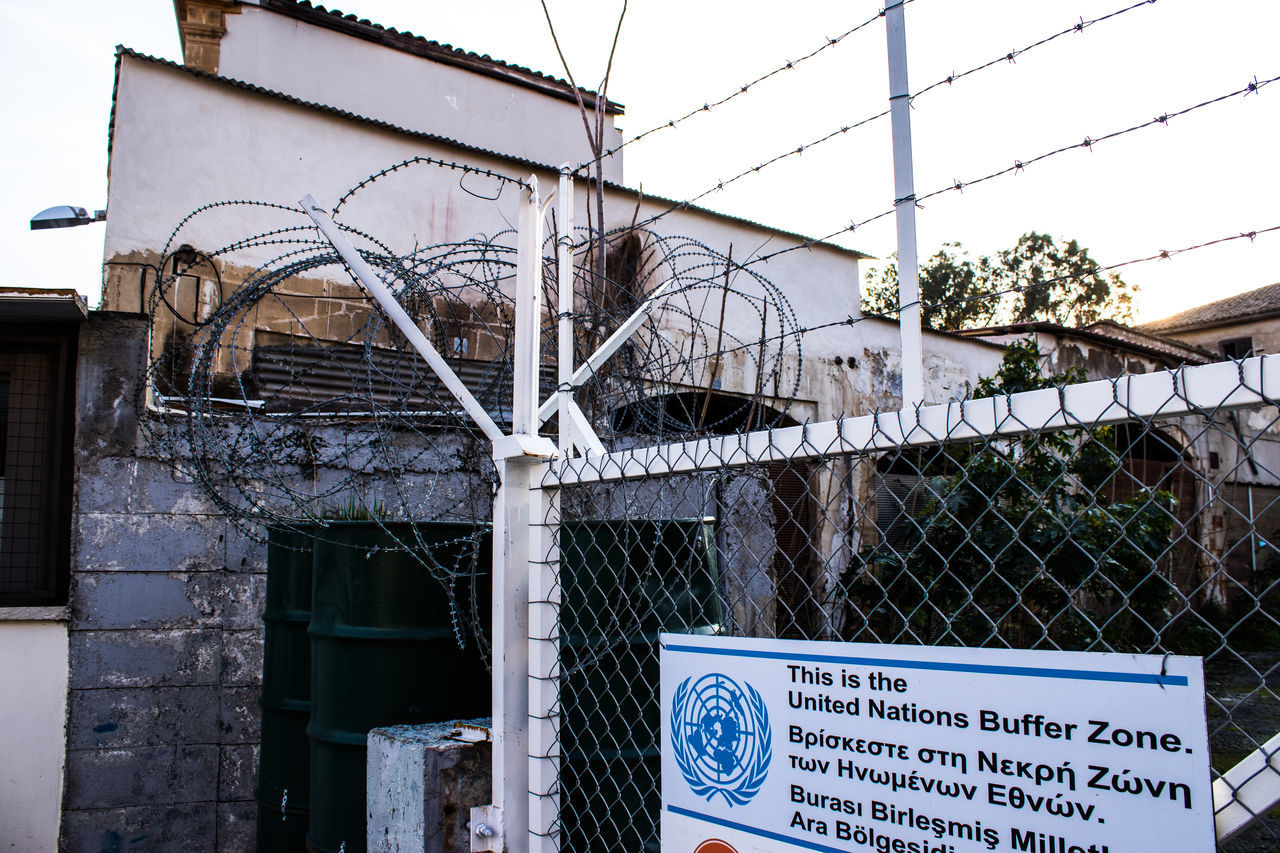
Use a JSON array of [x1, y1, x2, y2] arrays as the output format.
[[75, 457, 142, 513], [221, 629, 264, 687], [219, 685, 262, 744], [76, 512, 227, 573], [222, 572, 266, 630], [219, 744, 259, 802], [69, 686, 221, 749], [73, 572, 223, 630], [70, 629, 221, 689], [226, 526, 268, 574], [130, 458, 220, 515], [62, 803, 216, 853], [73, 455, 212, 514], [75, 314, 149, 458], [367, 720, 493, 853], [217, 800, 257, 853], [65, 745, 218, 809]]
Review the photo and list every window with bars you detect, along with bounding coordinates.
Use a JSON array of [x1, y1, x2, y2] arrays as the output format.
[[0, 331, 76, 606]]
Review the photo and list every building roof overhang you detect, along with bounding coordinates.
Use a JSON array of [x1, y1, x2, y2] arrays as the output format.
[[0, 287, 90, 322]]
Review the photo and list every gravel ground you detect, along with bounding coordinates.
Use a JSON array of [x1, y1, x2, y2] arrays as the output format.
[[1205, 650, 1280, 852]]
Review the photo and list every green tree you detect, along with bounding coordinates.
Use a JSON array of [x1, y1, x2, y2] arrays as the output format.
[[863, 232, 1136, 330], [841, 340, 1177, 650]]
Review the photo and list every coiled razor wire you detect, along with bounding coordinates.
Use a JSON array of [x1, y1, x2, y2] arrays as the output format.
[[139, 156, 803, 654]]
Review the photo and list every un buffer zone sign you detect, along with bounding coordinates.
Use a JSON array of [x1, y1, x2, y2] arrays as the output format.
[[660, 635, 1212, 853]]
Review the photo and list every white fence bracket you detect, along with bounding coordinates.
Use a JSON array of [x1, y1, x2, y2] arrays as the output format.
[[1214, 731, 1280, 842]]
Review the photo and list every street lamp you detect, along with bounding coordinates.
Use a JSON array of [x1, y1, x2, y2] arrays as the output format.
[[30, 205, 106, 230]]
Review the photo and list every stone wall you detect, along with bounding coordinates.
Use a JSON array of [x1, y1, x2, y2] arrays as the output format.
[[63, 312, 264, 850]]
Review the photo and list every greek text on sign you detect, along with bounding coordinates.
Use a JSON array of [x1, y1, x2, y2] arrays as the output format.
[[660, 634, 1212, 853]]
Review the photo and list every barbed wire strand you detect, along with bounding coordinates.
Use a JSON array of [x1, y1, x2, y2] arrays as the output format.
[[571, 0, 916, 174], [657, 224, 1280, 369], [624, 0, 1165, 235], [729, 72, 1278, 274]]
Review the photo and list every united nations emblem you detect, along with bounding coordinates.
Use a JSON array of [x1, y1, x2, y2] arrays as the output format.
[[670, 672, 771, 806]]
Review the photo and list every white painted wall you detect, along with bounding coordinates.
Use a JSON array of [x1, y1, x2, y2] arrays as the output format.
[[105, 58, 532, 276], [0, 621, 69, 852], [218, 6, 622, 182], [103, 55, 1004, 420]]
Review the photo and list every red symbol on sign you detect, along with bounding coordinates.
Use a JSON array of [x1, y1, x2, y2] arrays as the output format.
[[694, 841, 738, 853]]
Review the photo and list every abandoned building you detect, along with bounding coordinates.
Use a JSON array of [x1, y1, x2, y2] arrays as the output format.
[[0, 2, 1009, 849], [8, 1, 1273, 851]]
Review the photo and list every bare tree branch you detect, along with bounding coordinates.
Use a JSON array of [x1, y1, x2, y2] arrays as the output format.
[[538, 0, 598, 152]]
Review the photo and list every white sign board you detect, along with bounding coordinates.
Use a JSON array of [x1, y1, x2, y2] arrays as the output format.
[[661, 634, 1212, 853]]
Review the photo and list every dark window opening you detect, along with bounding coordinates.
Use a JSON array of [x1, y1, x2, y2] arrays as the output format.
[[0, 330, 76, 606], [248, 335, 552, 425], [871, 453, 931, 553], [609, 390, 794, 436], [0, 375, 8, 549], [1220, 337, 1253, 360], [772, 460, 818, 638]]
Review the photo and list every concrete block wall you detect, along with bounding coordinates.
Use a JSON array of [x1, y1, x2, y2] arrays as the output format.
[[63, 313, 264, 851], [61, 312, 494, 851]]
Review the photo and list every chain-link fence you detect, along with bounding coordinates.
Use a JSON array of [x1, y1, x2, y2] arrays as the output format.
[[533, 355, 1280, 852], [138, 160, 1280, 850]]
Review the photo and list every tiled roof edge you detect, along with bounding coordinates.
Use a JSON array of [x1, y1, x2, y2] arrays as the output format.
[[959, 321, 1215, 365], [257, 0, 624, 115]]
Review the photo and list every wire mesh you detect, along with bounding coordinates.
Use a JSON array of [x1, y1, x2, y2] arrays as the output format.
[[539, 355, 1280, 852], [0, 341, 71, 604]]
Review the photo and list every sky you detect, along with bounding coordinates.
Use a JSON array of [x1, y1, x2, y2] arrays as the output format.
[[2, 0, 1277, 323]]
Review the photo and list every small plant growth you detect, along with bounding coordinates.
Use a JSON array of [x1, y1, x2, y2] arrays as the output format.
[[842, 340, 1179, 650], [321, 493, 389, 521]]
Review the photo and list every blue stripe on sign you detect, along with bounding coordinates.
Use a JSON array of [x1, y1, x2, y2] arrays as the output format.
[[667, 804, 847, 853], [662, 643, 1188, 686]]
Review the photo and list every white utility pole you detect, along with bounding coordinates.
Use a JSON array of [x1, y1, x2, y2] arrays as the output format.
[[885, 0, 925, 407], [557, 167, 576, 455]]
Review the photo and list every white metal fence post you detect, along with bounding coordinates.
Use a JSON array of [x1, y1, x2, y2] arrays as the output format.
[[527, 482, 560, 853], [477, 177, 558, 852], [885, 0, 925, 407]]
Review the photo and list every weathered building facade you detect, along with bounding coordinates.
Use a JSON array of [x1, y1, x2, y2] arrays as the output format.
[[3, 2, 1012, 848], [962, 320, 1280, 607]]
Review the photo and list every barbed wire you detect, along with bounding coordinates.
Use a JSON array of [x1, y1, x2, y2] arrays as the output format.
[[571, 1, 913, 175], [626, 0, 1164, 235], [143, 153, 808, 539], [732, 71, 1279, 273], [333, 155, 531, 215], [910, 0, 1158, 102], [637, 222, 1280, 371]]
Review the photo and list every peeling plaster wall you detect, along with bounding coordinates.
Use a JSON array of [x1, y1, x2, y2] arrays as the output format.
[[1166, 318, 1280, 360], [102, 56, 1003, 424]]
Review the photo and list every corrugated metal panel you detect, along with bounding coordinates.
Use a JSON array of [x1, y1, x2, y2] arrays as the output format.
[[251, 342, 553, 426]]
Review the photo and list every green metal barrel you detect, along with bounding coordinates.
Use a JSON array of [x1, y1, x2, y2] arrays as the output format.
[[257, 526, 316, 852], [559, 518, 721, 853], [305, 521, 491, 853]]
